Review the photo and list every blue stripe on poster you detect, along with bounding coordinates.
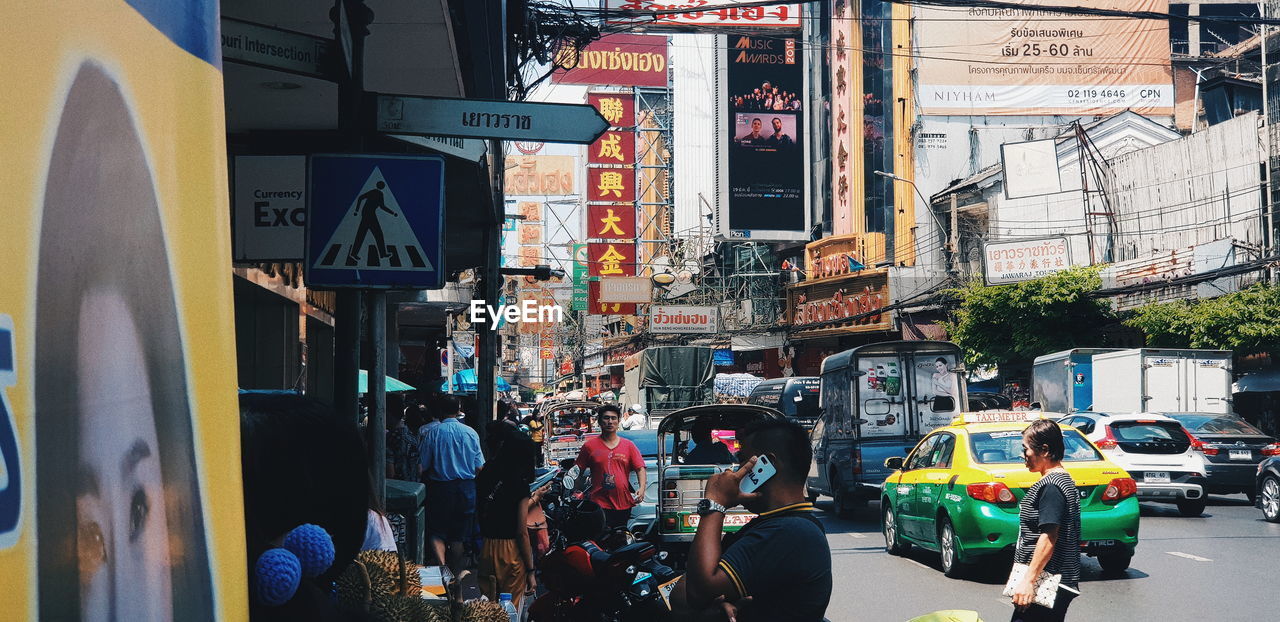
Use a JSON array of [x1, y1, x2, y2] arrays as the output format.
[[125, 0, 221, 67]]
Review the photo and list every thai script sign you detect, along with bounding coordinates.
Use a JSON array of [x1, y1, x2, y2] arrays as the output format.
[[589, 279, 638, 315], [786, 271, 891, 334], [554, 34, 669, 87], [983, 237, 1072, 285], [805, 233, 872, 281], [505, 156, 576, 196], [599, 277, 653, 304], [915, 0, 1173, 115], [650, 305, 719, 334], [605, 0, 801, 31]]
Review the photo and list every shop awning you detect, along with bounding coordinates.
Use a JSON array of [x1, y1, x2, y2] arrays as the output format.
[[440, 368, 511, 393], [359, 370, 415, 394]]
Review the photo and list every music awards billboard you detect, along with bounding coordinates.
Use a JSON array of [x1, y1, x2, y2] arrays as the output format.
[[717, 35, 809, 242]]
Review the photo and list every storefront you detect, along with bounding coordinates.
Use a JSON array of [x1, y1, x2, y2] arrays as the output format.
[[784, 234, 898, 375]]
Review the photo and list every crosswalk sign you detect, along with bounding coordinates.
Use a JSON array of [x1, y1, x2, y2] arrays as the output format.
[[306, 154, 445, 288]]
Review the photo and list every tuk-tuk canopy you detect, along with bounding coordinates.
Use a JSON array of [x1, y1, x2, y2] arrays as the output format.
[[656, 403, 786, 438]]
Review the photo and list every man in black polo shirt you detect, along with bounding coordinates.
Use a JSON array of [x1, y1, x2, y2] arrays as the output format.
[[672, 418, 832, 621]]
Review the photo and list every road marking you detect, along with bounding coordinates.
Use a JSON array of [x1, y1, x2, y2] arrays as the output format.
[[1166, 551, 1212, 562], [849, 532, 868, 539]]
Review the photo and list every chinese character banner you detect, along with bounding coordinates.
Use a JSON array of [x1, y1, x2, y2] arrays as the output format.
[[586, 167, 636, 203], [587, 204, 637, 240], [587, 242, 638, 277]]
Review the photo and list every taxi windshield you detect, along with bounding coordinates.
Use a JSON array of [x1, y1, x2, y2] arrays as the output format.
[[969, 429, 1102, 463]]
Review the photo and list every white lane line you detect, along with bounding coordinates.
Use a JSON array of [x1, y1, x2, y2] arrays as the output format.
[[849, 532, 868, 539], [1166, 551, 1212, 562]]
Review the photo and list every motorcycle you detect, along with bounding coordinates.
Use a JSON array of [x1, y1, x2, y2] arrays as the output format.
[[530, 462, 679, 621]]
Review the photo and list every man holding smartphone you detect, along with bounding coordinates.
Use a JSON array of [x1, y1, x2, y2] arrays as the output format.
[[575, 404, 646, 529], [672, 418, 832, 621]]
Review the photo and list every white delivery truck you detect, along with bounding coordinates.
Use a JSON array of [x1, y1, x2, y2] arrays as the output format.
[[1090, 348, 1233, 414]]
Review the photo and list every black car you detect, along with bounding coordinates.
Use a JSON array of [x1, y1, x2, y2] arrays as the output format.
[[1258, 457, 1280, 523], [1166, 413, 1280, 500]]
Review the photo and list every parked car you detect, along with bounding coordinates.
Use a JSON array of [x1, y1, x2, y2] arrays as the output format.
[[1057, 412, 1208, 516], [1164, 413, 1279, 501], [1257, 456, 1280, 522], [881, 411, 1140, 577], [619, 428, 662, 535]]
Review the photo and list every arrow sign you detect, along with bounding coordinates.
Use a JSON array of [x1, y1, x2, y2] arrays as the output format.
[[374, 93, 611, 145]]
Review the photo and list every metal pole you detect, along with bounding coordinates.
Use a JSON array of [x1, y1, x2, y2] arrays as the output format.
[[476, 138, 504, 443], [332, 0, 371, 423], [368, 291, 387, 508]]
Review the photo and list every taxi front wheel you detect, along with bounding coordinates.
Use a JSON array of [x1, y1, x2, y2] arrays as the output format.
[[883, 506, 910, 556]]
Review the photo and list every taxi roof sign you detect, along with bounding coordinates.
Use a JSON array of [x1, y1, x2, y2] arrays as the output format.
[[955, 411, 1048, 425]]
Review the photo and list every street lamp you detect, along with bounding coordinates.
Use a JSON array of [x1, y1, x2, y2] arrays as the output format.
[[872, 170, 948, 239]]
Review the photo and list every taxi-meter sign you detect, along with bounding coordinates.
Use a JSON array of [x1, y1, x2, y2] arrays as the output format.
[[306, 154, 445, 289]]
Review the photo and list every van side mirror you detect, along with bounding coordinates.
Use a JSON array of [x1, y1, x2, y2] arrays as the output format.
[[932, 396, 955, 412], [884, 457, 904, 470]]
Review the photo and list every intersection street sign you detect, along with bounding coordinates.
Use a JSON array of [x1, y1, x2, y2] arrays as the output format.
[[306, 154, 445, 289], [374, 94, 611, 144]]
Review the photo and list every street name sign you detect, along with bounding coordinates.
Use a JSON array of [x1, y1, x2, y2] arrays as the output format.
[[374, 94, 611, 145], [387, 134, 487, 162], [221, 17, 336, 81], [306, 154, 445, 289]]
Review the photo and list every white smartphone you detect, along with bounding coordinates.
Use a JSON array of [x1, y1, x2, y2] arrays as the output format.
[[739, 454, 777, 494]]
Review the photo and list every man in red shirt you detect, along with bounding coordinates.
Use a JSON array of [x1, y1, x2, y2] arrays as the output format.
[[575, 404, 646, 529]]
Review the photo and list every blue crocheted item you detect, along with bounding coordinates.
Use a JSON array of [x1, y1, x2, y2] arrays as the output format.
[[254, 548, 301, 606], [282, 523, 335, 578]]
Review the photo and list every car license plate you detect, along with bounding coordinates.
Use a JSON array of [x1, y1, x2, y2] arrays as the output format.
[[686, 513, 756, 528], [1229, 449, 1252, 461], [1144, 471, 1170, 483]]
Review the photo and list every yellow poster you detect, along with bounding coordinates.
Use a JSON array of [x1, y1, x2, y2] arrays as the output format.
[[916, 0, 1173, 115], [0, 1, 245, 618]]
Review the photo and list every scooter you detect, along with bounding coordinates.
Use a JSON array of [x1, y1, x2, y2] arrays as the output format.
[[530, 478, 678, 622]]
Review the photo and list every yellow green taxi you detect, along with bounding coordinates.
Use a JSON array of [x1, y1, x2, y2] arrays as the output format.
[[880, 411, 1139, 577]]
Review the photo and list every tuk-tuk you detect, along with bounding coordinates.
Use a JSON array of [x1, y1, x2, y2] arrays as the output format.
[[537, 400, 602, 464], [655, 404, 786, 550]]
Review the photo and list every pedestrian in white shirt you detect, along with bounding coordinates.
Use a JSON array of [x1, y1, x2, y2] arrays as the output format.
[[621, 404, 648, 430]]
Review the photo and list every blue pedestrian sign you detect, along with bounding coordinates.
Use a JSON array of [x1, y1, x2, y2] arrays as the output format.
[[306, 154, 445, 288]]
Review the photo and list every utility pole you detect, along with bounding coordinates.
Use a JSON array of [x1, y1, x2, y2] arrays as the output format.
[[1261, 1, 1277, 281]]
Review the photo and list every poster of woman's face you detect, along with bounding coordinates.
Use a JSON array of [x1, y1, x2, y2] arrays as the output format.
[[34, 62, 214, 622]]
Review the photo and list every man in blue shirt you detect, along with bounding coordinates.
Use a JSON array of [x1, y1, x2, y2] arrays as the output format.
[[419, 395, 485, 572]]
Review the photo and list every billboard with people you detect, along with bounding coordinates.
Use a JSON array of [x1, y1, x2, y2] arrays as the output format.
[[0, 1, 244, 617], [720, 35, 808, 241]]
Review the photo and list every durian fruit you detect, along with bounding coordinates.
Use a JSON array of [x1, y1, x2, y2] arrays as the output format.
[[372, 594, 450, 622], [458, 600, 511, 622], [356, 549, 423, 598], [336, 559, 394, 611]]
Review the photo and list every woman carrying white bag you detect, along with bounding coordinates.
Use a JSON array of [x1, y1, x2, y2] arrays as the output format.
[[1004, 419, 1082, 622]]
